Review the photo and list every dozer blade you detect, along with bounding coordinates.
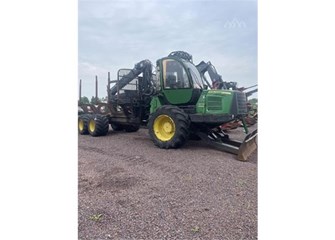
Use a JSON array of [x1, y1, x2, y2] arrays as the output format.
[[236, 129, 258, 161], [197, 129, 257, 161]]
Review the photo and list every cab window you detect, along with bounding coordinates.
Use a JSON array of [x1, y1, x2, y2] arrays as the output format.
[[162, 59, 190, 89]]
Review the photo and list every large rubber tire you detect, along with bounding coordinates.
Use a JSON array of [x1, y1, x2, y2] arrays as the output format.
[[78, 114, 91, 135], [110, 123, 124, 131], [124, 125, 140, 132], [88, 114, 109, 137], [148, 106, 190, 149]]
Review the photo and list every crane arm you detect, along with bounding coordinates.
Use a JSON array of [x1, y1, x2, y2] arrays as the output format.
[[109, 59, 153, 97]]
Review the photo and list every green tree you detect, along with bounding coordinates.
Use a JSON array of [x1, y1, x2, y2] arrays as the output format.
[[90, 96, 101, 104], [100, 96, 108, 103], [248, 98, 258, 105], [79, 96, 89, 104]]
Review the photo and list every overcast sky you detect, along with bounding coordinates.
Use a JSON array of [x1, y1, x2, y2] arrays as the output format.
[[78, 0, 257, 99]]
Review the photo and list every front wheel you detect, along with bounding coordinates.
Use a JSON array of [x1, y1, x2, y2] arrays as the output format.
[[148, 106, 190, 149]]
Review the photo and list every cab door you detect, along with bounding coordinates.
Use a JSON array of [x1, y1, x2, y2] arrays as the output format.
[[160, 58, 193, 105]]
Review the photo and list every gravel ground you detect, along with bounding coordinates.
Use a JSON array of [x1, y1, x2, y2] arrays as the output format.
[[78, 125, 257, 240]]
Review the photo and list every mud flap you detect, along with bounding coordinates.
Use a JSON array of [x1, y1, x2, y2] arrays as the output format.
[[197, 129, 257, 161]]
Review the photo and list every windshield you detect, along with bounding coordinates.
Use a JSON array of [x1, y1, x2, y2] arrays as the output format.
[[184, 61, 204, 89]]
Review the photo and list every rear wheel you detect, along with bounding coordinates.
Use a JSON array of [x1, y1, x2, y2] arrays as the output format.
[[78, 114, 91, 135], [148, 106, 190, 149], [88, 114, 109, 137], [110, 123, 124, 131], [124, 125, 140, 132]]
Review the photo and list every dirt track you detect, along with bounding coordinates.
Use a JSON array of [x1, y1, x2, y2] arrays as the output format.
[[78, 125, 257, 239]]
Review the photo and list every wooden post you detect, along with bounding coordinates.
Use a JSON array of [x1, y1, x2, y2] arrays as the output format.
[[95, 75, 98, 104], [107, 72, 110, 103], [79, 79, 82, 102]]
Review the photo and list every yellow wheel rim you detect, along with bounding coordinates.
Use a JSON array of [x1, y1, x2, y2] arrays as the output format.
[[89, 119, 96, 133], [79, 119, 84, 131], [153, 115, 175, 141]]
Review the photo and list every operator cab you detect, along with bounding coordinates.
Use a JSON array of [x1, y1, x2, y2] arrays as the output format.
[[158, 57, 204, 105]]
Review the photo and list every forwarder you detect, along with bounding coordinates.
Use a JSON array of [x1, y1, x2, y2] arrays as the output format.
[[78, 51, 257, 161]]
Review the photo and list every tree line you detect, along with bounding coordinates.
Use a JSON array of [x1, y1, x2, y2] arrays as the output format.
[[79, 96, 108, 104]]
